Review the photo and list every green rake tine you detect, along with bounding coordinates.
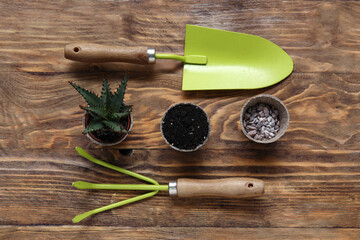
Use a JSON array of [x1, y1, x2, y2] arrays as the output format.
[[72, 190, 158, 223], [75, 147, 159, 185], [73, 181, 168, 191]]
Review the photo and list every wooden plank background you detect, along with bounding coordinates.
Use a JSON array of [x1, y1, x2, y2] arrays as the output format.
[[0, 0, 359, 239]]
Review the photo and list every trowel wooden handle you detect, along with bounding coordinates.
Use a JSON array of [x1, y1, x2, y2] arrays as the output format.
[[175, 178, 264, 198], [64, 43, 151, 64]]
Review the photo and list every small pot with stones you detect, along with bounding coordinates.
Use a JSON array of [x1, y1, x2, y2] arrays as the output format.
[[160, 103, 211, 152], [240, 94, 289, 144], [83, 111, 133, 146]]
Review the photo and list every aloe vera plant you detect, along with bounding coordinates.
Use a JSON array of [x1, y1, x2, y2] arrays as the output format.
[[69, 74, 132, 139]]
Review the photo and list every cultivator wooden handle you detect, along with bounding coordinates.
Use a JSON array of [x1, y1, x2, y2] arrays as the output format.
[[172, 178, 264, 198]]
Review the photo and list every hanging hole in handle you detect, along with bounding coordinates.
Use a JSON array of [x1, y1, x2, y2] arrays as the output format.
[[247, 183, 254, 189], [73, 47, 80, 53]]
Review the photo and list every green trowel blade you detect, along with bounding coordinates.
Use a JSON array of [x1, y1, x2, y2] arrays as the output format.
[[182, 25, 293, 91]]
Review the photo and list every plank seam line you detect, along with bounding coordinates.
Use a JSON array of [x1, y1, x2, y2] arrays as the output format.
[[12, 71, 360, 75], [0, 225, 359, 229]]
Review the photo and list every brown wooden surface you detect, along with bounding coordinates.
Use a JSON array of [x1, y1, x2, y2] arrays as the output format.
[[0, 0, 359, 239]]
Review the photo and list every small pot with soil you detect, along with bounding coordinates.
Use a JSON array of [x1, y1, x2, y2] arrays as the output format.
[[160, 103, 210, 152], [83, 111, 133, 146], [240, 94, 289, 144], [70, 73, 133, 146]]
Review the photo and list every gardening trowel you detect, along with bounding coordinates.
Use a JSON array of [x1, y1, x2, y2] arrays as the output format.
[[64, 25, 293, 91]]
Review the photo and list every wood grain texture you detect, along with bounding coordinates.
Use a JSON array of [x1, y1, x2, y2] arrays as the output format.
[[0, 227, 359, 240], [0, 148, 359, 227], [0, 72, 358, 150], [0, 1, 359, 73], [0, 0, 359, 239]]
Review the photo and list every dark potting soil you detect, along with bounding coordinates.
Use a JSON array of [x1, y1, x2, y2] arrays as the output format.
[[87, 114, 129, 143], [161, 104, 209, 150]]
